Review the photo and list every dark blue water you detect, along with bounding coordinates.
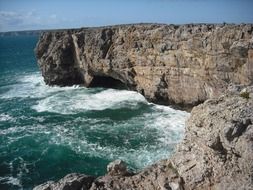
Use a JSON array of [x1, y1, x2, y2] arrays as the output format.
[[0, 35, 189, 190]]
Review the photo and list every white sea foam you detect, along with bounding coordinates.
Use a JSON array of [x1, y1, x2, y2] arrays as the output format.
[[0, 176, 21, 187], [0, 72, 80, 99], [0, 113, 14, 122], [33, 89, 147, 114], [1, 72, 189, 170], [148, 104, 190, 145], [43, 104, 189, 169]]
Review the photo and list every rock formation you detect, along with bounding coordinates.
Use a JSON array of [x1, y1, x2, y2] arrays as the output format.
[[171, 85, 253, 190], [33, 85, 253, 190], [34, 24, 253, 189], [35, 23, 253, 108], [33, 173, 95, 190]]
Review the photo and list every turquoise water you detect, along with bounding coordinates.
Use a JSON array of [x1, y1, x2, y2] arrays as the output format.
[[0, 35, 189, 190]]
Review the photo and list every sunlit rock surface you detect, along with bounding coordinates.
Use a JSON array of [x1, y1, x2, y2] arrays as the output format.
[[35, 23, 253, 108]]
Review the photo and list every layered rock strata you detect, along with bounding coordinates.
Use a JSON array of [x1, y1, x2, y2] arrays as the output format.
[[35, 23, 253, 107], [34, 86, 253, 190], [35, 24, 253, 189]]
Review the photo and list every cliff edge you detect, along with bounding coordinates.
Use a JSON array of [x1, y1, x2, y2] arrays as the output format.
[[35, 23, 253, 108]]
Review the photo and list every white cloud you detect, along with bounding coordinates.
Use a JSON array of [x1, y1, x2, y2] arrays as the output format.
[[0, 11, 62, 32], [0, 10, 41, 31]]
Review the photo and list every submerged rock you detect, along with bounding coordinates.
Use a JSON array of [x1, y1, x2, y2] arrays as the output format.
[[106, 159, 130, 176], [35, 23, 253, 108], [34, 86, 253, 190]]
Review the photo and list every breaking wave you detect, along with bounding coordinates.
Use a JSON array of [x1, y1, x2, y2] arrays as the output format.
[[0, 72, 189, 189]]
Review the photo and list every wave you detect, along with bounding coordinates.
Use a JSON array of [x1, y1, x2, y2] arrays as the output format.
[[0, 72, 80, 99], [0, 72, 189, 184], [0, 177, 21, 187], [0, 72, 147, 114], [32, 88, 147, 114], [149, 104, 189, 145], [0, 113, 14, 122]]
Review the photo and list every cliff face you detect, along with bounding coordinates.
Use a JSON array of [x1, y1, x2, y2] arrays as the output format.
[[171, 85, 253, 189], [34, 86, 253, 190], [35, 24, 253, 107], [34, 24, 253, 189]]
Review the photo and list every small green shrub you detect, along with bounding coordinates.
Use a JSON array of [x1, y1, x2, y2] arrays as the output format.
[[168, 162, 179, 175], [240, 91, 250, 99]]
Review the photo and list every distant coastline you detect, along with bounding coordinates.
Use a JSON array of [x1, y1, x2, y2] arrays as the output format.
[[0, 30, 43, 37]]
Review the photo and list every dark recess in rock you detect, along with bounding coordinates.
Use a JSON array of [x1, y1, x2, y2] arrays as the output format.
[[89, 75, 127, 89]]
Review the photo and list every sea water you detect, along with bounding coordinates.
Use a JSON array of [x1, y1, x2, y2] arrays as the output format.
[[0, 35, 189, 190]]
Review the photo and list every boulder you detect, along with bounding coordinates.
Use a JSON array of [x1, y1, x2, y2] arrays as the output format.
[[106, 159, 129, 176]]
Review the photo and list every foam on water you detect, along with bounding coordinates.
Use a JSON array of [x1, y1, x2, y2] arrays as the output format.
[[0, 72, 80, 99], [0, 113, 14, 122], [148, 104, 189, 145], [0, 177, 21, 187], [33, 88, 147, 114], [0, 72, 190, 189]]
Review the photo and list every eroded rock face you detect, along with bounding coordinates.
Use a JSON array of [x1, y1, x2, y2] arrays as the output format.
[[34, 86, 253, 190], [33, 173, 95, 190], [90, 159, 184, 190], [35, 23, 253, 107], [171, 85, 253, 190], [106, 159, 131, 176]]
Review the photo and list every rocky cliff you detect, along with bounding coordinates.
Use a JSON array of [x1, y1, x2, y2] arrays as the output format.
[[34, 24, 253, 189], [34, 86, 253, 190], [35, 23, 253, 108]]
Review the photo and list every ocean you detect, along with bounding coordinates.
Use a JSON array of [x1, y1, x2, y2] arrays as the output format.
[[0, 35, 189, 190]]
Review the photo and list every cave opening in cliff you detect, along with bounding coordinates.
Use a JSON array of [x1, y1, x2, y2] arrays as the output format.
[[89, 75, 127, 89]]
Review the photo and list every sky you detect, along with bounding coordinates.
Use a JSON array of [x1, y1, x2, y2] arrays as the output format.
[[0, 0, 253, 32]]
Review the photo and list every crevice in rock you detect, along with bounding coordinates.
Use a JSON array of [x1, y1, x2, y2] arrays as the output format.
[[89, 75, 127, 89], [100, 29, 114, 59], [225, 119, 252, 141]]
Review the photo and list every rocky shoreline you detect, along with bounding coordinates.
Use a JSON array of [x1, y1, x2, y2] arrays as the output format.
[[34, 24, 253, 190], [34, 86, 253, 190]]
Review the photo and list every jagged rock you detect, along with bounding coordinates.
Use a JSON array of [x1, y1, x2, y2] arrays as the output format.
[[35, 23, 253, 108], [171, 85, 253, 190], [90, 159, 184, 190], [106, 159, 129, 176], [33, 173, 95, 190]]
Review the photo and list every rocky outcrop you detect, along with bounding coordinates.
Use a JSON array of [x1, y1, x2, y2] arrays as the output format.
[[35, 23, 253, 108], [33, 173, 95, 190], [34, 159, 184, 190], [34, 86, 253, 190], [34, 23, 253, 189], [171, 85, 253, 190], [106, 159, 132, 176]]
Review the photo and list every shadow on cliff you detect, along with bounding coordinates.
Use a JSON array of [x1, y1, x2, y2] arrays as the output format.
[[89, 75, 127, 90]]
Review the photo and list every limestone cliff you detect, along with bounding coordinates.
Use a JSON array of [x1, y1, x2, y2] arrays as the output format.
[[34, 86, 253, 190], [35, 23, 253, 107]]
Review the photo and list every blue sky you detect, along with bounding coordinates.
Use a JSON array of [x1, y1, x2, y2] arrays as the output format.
[[0, 0, 253, 32]]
